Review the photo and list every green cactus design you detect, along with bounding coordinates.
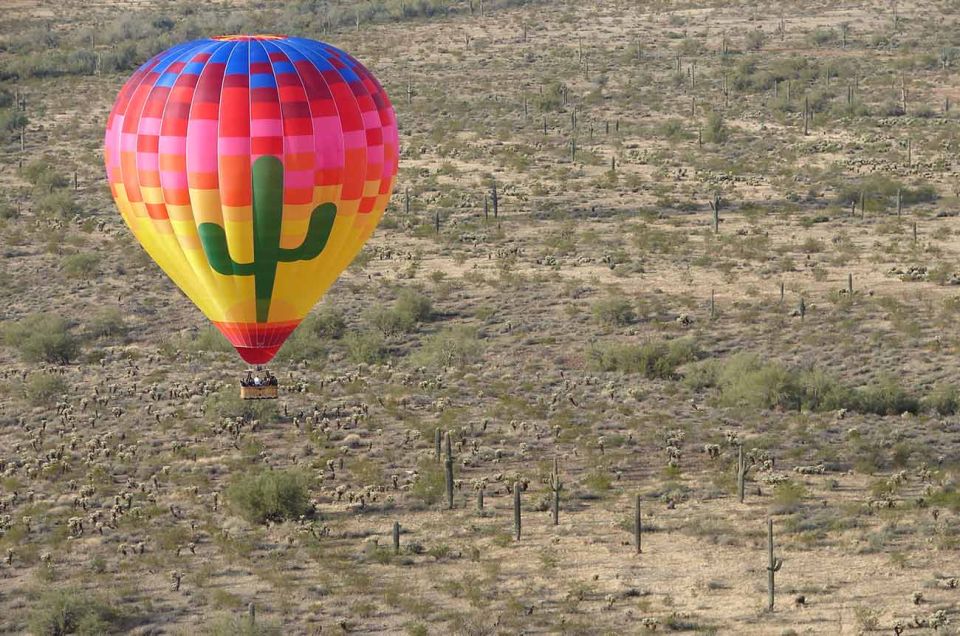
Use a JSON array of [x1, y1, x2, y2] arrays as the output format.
[[197, 155, 337, 323]]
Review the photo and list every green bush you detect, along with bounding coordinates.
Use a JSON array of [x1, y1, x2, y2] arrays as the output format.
[[2, 313, 80, 364], [854, 374, 920, 415], [159, 326, 233, 356], [276, 315, 327, 363], [686, 353, 921, 414], [311, 305, 346, 339], [413, 326, 483, 368], [369, 288, 432, 335], [226, 468, 311, 523], [591, 297, 635, 326], [923, 384, 959, 415], [203, 614, 282, 636], [410, 457, 445, 506], [28, 588, 123, 635], [206, 390, 277, 423], [589, 337, 699, 379], [24, 373, 68, 406], [62, 253, 100, 279], [702, 112, 728, 144], [87, 307, 126, 340], [35, 190, 80, 218], [344, 331, 387, 364]]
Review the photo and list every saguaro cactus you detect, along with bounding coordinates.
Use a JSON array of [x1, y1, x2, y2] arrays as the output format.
[[635, 493, 642, 553], [514, 480, 522, 540], [737, 444, 753, 503], [444, 431, 454, 509], [393, 521, 401, 554], [198, 156, 337, 323], [549, 457, 563, 525], [767, 518, 783, 611], [709, 194, 721, 233]]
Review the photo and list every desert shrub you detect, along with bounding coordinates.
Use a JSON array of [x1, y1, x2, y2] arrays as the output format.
[[810, 27, 837, 46], [24, 373, 68, 406], [687, 353, 922, 414], [203, 614, 282, 636], [35, 191, 80, 219], [853, 374, 920, 415], [745, 29, 766, 50], [344, 331, 387, 364], [225, 468, 311, 523], [414, 326, 483, 368], [62, 253, 100, 279], [2, 313, 80, 364], [206, 390, 277, 423], [276, 317, 327, 363], [86, 307, 125, 340], [0, 109, 27, 137], [658, 118, 690, 140], [715, 355, 799, 409], [591, 297, 635, 326], [311, 305, 346, 339], [410, 457, 445, 506], [395, 288, 432, 322], [28, 588, 123, 635], [923, 384, 959, 415], [590, 337, 699, 379], [369, 288, 432, 335], [771, 480, 807, 513], [702, 112, 728, 143], [23, 159, 67, 189], [158, 325, 234, 356]]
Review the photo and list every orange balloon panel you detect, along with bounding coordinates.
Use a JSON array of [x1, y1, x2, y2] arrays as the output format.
[[104, 35, 398, 363]]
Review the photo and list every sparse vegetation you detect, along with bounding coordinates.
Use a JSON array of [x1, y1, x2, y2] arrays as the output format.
[[1, 0, 959, 633]]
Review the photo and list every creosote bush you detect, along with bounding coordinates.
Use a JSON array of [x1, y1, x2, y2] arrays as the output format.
[[226, 468, 311, 524], [1, 313, 80, 364], [591, 297, 635, 327], [589, 337, 699, 378], [28, 587, 124, 635], [23, 373, 68, 406], [413, 326, 483, 369], [687, 353, 921, 415], [410, 457, 445, 506]]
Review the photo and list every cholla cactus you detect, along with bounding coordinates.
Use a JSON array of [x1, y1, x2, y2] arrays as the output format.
[[170, 570, 182, 591], [930, 609, 949, 629], [67, 517, 83, 538], [641, 616, 659, 631], [913, 590, 924, 605]]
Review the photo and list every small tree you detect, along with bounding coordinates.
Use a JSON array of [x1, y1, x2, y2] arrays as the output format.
[[225, 469, 311, 524], [2, 313, 79, 364], [702, 112, 728, 144]]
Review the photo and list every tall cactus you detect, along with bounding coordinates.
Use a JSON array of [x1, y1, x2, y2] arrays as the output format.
[[444, 431, 454, 510], [737, 444, 753, 503], [549, 457, 562, 525], [197, 155, 337, 323], [767, 518, 783, 611], [513, 480, 522, 541]]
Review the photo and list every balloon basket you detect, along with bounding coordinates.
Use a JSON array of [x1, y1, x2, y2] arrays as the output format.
[[240, 385, 278, 400], [240, 368, 279, 400]]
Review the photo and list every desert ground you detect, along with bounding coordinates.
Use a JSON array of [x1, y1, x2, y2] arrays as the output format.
[[0, 0, 959, 634]]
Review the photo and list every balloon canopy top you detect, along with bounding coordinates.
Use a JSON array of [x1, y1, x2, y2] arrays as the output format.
[[211, 34, 289, 41]]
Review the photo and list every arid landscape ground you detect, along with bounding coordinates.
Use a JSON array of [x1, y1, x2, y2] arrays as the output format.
[[1, 0, 960, 633]]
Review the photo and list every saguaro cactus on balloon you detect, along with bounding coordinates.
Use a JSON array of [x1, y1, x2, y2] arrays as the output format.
[[198, 156, 337, 323]]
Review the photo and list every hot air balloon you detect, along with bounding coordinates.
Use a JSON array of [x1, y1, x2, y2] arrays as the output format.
[[104, 35, 398, 388]]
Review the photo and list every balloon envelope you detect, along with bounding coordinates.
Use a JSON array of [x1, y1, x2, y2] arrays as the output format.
[[104, 35, 398, 363]]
